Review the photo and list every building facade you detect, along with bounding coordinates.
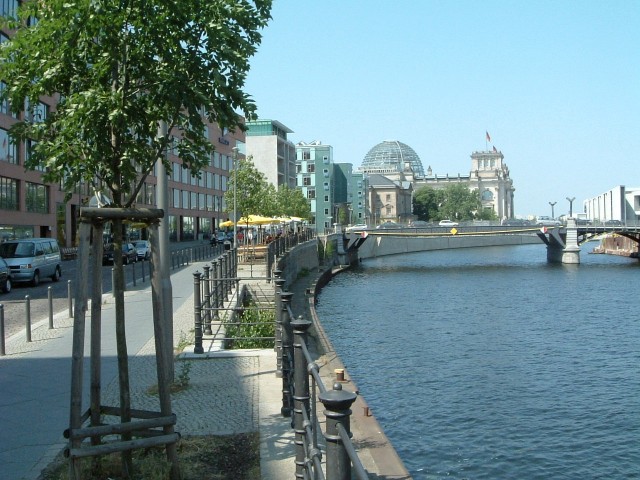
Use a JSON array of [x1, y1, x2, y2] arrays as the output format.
[[245, 119, 297, 189], [295, 141, 335, 230], [583, 185, 640, 224]]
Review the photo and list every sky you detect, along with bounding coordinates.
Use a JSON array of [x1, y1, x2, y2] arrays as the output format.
[[244, 0, 640, 218]]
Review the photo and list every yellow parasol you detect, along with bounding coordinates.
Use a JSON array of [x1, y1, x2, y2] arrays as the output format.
[[237, 215, 277, 225], [219, 219, 235, 228]]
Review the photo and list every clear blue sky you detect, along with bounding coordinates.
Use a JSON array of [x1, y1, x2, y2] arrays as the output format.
[[244, 0, 640, 218]]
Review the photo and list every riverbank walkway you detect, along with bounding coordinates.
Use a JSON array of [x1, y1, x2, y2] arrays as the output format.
[[0, 255, 296, 479]]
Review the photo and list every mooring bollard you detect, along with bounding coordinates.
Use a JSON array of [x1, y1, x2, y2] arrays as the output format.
[[68, 280, 73, 318], [0, 304, 5, 356], [193, 272, 204, 354], [48, 286, 54, 329], [25, 295, 31, 343]]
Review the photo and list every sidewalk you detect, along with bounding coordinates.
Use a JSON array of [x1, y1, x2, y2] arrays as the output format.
[[0, 256, 294, 480]]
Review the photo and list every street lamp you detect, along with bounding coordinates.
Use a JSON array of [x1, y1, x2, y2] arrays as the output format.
[[232, 147, 239, 247], [566, 197, 576, 218], [549, 201, 557, 219]]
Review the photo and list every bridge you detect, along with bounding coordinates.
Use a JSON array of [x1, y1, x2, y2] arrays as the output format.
[[341, 219, 640, 265]]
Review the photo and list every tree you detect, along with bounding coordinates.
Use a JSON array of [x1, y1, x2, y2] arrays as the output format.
[[413, 186, 444, 221], [224, 155, 272, 222], [274, 185, 311, 219], [0, 2, 272, 477]]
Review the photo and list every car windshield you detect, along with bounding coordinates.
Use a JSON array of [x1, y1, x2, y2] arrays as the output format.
[[0, 242, 35, 258], [133, 241, 148, 248]]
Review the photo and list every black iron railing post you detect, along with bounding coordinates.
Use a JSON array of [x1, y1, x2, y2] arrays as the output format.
[[203, 265, 212, 336], [280, 291, 294, 417], [319, 384, 358, 480], [292, 316, 312, 479], [273, 270, 285, 378], [193, 271, 204, 354]]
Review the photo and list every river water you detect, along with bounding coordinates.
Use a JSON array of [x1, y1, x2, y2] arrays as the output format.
[[315, 244, 639, 479]]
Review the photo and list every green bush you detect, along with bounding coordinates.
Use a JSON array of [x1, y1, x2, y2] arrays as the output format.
[[225, 300, 275, 349]]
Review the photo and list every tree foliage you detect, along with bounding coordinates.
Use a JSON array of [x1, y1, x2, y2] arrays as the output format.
[[224, 157, 310, 222], [413, 184, 497, 221], [0, 0, 273, 206]]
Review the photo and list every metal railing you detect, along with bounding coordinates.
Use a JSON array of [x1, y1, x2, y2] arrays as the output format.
[[275, 274, 368, 480]]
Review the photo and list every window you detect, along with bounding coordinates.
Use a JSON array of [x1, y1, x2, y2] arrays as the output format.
[[173, 188, 180, 208], [172, 162, 181, 181], [323, 182, 329, 191], [324, 208, 329, 215], [26, 182, 49, 213], [323, 169, 329, 177], [190, 191, 197, 209], [0, 81, 15, 116], [198, 193, 205, 210], [324, 196, 329, 202], [323, 156, 329, 164], [0, 128, 18, 164], [0, 176, 18, 210], [307, 188, 315, 199], [481, 190, 494, 201], [302, 149, 310, 160], [386, 194, 391, 201], [308, 164, 315, 173], [0, 0, 18, 18], [182, 190, 189, 209], [303, 176, 311, 186]]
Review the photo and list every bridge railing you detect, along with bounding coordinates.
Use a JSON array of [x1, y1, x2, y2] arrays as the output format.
[[275, 275, 368, 480]]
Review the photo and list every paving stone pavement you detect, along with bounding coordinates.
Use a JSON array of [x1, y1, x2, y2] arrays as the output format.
[[0, 256, 294, 480]]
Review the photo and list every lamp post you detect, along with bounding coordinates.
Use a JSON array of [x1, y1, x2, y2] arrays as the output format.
[[566, 197, 576, 218], [232, 147, 238, 246], [549, 201, 557, 219]]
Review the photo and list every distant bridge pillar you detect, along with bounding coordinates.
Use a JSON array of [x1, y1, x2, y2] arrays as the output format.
[[562, 218, 580, 264]]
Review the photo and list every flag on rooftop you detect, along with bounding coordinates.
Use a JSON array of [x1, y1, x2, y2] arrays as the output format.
[[486, 131, 491, 142]]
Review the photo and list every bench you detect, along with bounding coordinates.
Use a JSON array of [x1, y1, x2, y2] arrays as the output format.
[[61, 247, 78, 260]]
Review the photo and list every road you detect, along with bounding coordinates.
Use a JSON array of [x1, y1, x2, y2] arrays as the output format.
[[0, 241, 216, 340], [0, 258, 154, 339]]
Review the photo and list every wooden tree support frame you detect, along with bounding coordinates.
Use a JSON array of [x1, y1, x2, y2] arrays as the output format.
[[67, 207, 180, 479]]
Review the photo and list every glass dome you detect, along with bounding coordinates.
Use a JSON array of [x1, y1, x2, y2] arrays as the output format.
[[361, 140, 424, 177]]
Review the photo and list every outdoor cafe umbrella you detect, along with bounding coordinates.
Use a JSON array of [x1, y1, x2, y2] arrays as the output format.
[[219, 219, 235, 228], [237, 215, 277, 225]]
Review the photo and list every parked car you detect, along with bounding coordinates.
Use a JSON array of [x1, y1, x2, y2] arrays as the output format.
[[346, 224, 369, 232], [132, 240, 151, 260], [536, 216, 561, 226], [604, 219, 623, 227], [409, 220, 432, 227], [0, 257, 11, 293], [438, 219, 459, 227], [0, 238, 62, 286], [102, 242, 138, 265], [376, 221, 400, 229], [210, 231, 227, 246]]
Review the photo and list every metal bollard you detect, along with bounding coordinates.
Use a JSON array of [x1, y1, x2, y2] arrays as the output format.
[[111, 267, 116, 296], [68, 280, 73, 318], [193, 272, 204, 354], [319, 384, 358, 480], [25, 295, 31, 342], [48, 286, 54, 329], [292, 317, 313, 478], [132, 261, 137, 287], [141, 259, 146, 283], [0, 304, 5, 356]]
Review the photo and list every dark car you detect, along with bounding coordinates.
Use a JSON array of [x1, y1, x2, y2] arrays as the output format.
[[604, 220, 623, 227], [103, 243, 138, 265], [0, 257, 11, 293], [210, 231, 227, 246]]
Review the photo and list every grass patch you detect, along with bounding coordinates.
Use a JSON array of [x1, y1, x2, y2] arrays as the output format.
[[38, 433, 260, 480], [225, 300, 275, 350]]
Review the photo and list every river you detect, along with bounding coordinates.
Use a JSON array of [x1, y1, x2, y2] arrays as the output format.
[[315, 244, 639, 479]]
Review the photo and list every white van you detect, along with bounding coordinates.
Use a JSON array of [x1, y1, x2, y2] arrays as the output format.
[[0, 238, 62, 286]]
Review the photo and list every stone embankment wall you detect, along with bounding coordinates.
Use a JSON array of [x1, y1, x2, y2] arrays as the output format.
[[281, 239, 412, 478], [355, 231, 542, 259]]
